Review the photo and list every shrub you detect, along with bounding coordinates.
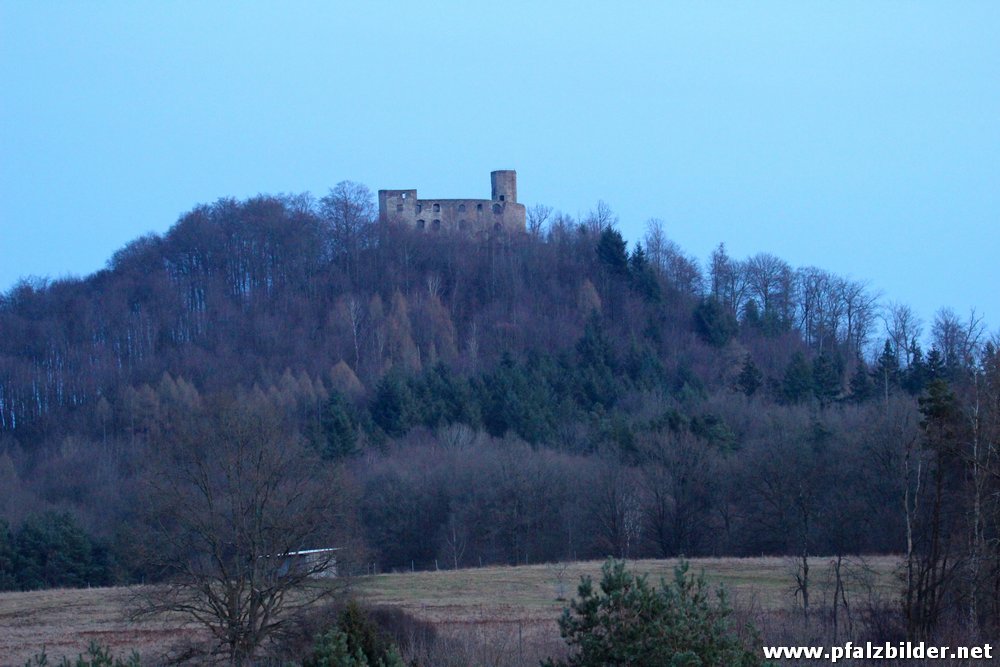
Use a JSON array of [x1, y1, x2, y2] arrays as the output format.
[[23, 641, 141, 667], [543, 559, 765, 667], [303, 602, 405, 667]]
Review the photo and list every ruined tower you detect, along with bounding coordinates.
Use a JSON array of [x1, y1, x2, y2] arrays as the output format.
[[490, 170, 517, 204], [378, 170, 526, 234]]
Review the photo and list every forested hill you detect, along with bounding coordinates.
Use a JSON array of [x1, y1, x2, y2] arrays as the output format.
[[4, 183, 979, 440], [0, 182, 997, 594]]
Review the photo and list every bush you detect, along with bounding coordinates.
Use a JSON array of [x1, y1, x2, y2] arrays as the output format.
[[303, 601, 405, 667], [23, 641, 141, 667], [543, 559, 764, 667]]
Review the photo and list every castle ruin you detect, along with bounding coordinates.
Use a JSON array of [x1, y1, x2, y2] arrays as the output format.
[[378, 170, 526, 234]]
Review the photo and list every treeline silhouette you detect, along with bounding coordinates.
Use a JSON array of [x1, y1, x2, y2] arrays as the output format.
[[1, 183, 999, 642]]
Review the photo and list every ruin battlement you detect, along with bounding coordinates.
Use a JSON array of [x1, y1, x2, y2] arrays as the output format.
[[378, 170, 526, 234]]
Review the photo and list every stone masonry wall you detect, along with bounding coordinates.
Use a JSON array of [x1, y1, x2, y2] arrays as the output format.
[[378, 171, 526, 235]]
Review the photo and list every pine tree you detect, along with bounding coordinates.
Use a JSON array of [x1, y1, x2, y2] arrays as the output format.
[[736, 356, 763, 397], [812, 352, 843, 405], [694, 298, 738, 348], [370, 372, 414, 438], [908, 374, 963, 639], [741, 299, 762, 332], [542, 559, 762, 667], [848, 358, 874, 403], [317, 392, 359, 460], [760, 305, 788, 338], [926, 348, 945, 383], [872, 340, 900, 399], [14, 512, 110, 590], [409, 363, 477, 429], [477, 353, 558, 443], [304, 602, 406, 667], [596, 228, 629, 276], [901, 340, 928, 395], [624, 343, 667, 391], [0, 519, 16, 591], [782, 352, 814, 404], [628, 243, 661, 302], [304, 628, 368, 667], [574, 316, 620, 410]]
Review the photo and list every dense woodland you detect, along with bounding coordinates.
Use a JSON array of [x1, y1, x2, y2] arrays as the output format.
[[1, 182, 999, 642]]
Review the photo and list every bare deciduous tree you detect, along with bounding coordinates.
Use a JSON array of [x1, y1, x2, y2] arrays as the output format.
[[592, 461, 643, 559], [138, 396, 352, 665], [884, 301, 924, 367], [745, 252, 793, 322], [795, 267, 839, 350], [527, 204, 553, 237], [583, 200, 617, 235], [932, 307, 985, 372], [644, 219, 704, 296], [641, 433, 716, 558], [320, 180, 376, 282], [839, 279, 879, 359], [643, 219, 668, 272], [709, 244, 749, 316]]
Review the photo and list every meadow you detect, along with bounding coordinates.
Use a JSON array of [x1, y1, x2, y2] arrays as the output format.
[[0, 556, 901, 665]]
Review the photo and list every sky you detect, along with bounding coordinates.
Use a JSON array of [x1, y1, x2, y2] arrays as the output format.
[[2, 2, 998, 339]]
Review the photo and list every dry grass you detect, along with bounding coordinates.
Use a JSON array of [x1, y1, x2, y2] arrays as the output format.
[[0, 585, 200, 666], [0, 555, 901, 665], [358, 556, 902, 665]]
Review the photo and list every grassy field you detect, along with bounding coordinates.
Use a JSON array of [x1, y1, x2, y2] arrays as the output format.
[[0, 556, 901, 665]]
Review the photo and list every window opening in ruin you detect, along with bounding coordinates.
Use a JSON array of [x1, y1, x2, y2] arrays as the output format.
[[396, 204, 403, 212], [499, 195, 505, 201], [477, 203, 483, 211], [492, 203, 502, 214], [432, 219, 441, 230], [458, 204, 466, 212], [433, 203, 440, 212], [417, 219, 426, 229]]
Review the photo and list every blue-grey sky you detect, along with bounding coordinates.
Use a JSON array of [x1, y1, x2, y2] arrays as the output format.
[[2, 2, 998, 340]]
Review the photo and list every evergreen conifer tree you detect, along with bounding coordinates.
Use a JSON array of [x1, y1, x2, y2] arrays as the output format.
[[848, 358, 874, 403], [0, 519, 16, 591], [628, 244, 661, 302], [736, 356, 763, 397], [873, 339, 900, 397], [926, 348, 945, 383], [782, 352, 814, 404], [370, 372, 415, 438], [902, 340, 928, 395], [596, 228, 629, 276], [542, 559, 763, 667], [812, 352, 843, 405], [318, 391, 359, 460], [694, 298, 738, 348], [14, 512, 109, 590], [741, 299, 762, 331]]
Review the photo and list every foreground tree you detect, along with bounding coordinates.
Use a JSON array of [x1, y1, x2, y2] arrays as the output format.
[[543, 559, 763, 667], [138, 395, 353, 665], [303, 601, 405, 667], [905, 375, 963, 640]]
